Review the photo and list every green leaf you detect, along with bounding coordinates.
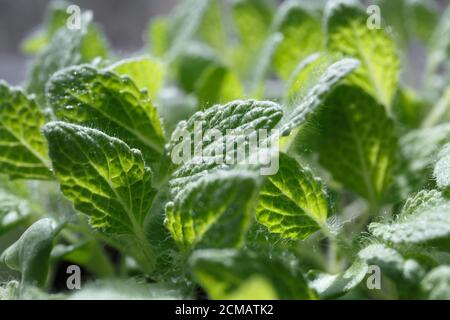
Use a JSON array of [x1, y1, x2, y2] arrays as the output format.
[[256, 153, 328, 240], [46, 65, 165, 167], [232, 0, 274, 51], [195, 65, 244, 109], [42, 122, 157, 272], [400, 124, 450, 176], [147, 0, 223, 59], [369, 190, 450, 248], [285, 53, 323, 103], [0, 81, 52, 180], [231, 0, 275, 81], [434, 143, 450, 190], [198, 0, 227, 52], [394, 124, 450, 199], [165, 170, 259, 252], [282, 54, 352, 158], [164, 0, 227, 74], [167, 99, 283, 169], [190, 249, 316, 299], [21, 31, 49, 56], [309, 243, 424, 299], [244, 222, 299, 256], [325, 0, 400, 108], [108, 56, 165, 99], [165, 100, 283, 252], [21, 0, 71, 55], [27, 11, 109, 105], [79, 24, 109, 62], [392, 87, 426, 130], [316, 85, 397, 204], [174, 43, 220, 93], [225, 275, 279, 300], [401, 190, 446, 216], [357, 243, 424, 283], [307, 259, 368, 299], [272, 1, 323, 80], [280, 58, 359, 136], [285, 53, 342, 107], [0, 190, 31, 236], [148, 16, 169, 57], [1, 218, 61, 289], [165, 0, 212, 61], [421, 266, 450, 299]]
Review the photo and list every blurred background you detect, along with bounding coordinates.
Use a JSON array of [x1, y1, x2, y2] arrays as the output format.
[[0, 0, 178, 84], [0, 0, 448, 86]]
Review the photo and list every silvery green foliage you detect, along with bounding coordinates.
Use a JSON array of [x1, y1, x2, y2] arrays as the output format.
[[0, 0, 450, 300]]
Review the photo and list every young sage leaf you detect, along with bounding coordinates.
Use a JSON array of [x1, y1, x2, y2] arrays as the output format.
[[307, 260, 368, 299], [27, 11, 108, 105], [325, 0, 400, 108], [46, 65, 165, 168], [0, 190, 31, 236], [421, 266, 450, 299], [369, 190, 450, 248], [108, 56, 165, 99], [280, 58, 359, 136], [0, 81, 52, 180], [1, 218, 62, 289], [42, 121, 157, 272], [166, 170, 259, 252], [190, 249, 316, 299], [256, 153, 328, 240], [316, 85, 397, 205], [272, 1, 323, 80]]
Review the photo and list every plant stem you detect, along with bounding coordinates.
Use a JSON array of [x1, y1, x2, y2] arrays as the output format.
[[422, 85, 450, 128]]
